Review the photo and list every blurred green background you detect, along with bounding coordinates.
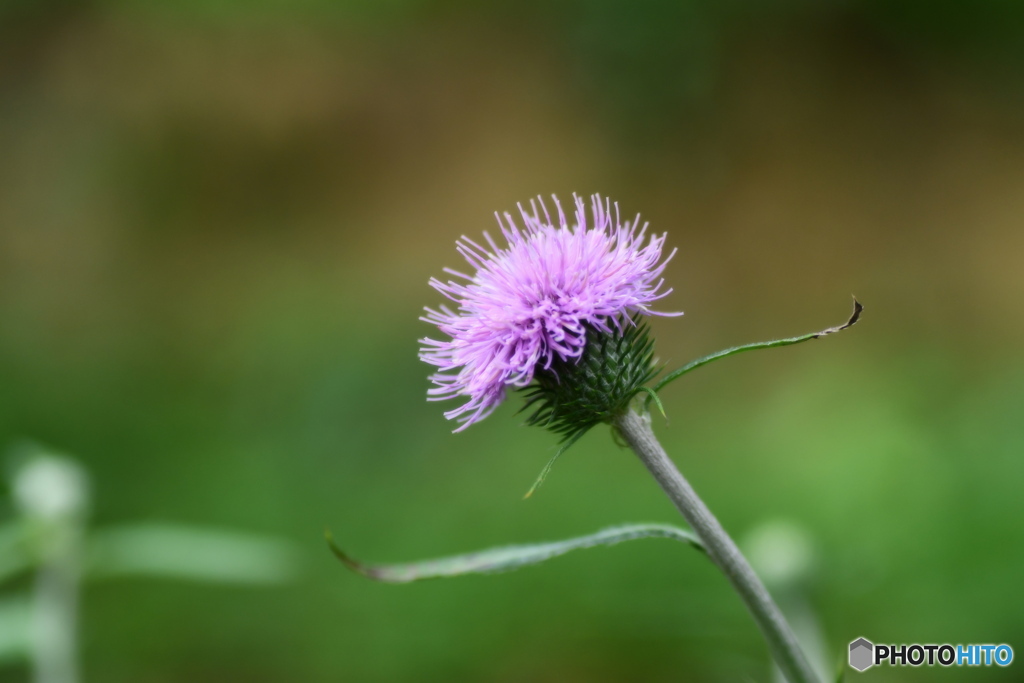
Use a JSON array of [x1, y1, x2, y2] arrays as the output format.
[[2, 0, 1023, 681]]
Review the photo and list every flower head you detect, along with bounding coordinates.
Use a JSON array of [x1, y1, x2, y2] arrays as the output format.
[[420, 194, 679, 431]]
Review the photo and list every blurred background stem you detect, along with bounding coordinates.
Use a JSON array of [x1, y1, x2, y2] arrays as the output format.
[[12, 453, 88, 683], [614, 409, 820, 683], [31, 526, 82, 683]]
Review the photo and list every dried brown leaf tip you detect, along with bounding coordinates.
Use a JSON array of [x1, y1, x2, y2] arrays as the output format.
[[815, 298, 863, 338]]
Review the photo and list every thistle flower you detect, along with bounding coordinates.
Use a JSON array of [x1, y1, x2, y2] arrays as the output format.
[[420, 194, 679, 432], [349, 222, 861, 683]]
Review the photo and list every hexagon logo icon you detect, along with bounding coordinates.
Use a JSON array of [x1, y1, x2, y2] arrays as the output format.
[[849, 637, 874, 672]]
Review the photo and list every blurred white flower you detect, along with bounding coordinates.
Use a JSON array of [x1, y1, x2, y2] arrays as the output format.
[[13, 455, 89, 522], [744, 519, 815, 589]]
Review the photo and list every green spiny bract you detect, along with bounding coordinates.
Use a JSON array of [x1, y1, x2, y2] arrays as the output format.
[[519, 319, 659, 441]]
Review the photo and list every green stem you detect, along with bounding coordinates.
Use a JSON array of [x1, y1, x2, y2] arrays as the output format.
[[31, 525, 81, 683], [614, 409, 821, 683]]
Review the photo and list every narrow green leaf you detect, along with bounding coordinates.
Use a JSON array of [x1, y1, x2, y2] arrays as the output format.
[[647, 298, 862, 409], [523, 430, 585, 499], [636, 386, 666, 419], [328, 523, 704, 584], [87, 523, 301, 585]]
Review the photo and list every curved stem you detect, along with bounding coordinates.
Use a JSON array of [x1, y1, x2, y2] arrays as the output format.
[[614, 409, 821, 683]]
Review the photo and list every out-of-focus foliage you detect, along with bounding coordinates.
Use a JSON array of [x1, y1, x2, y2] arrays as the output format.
[[0, 446, 300, 676], [1, 0, 1023, 681]]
